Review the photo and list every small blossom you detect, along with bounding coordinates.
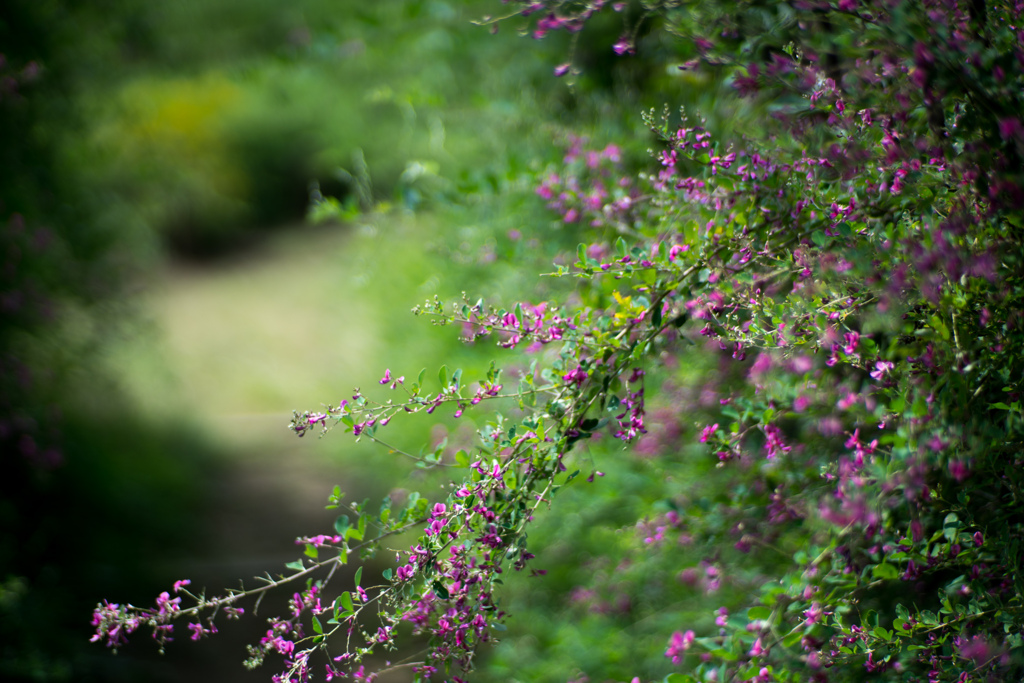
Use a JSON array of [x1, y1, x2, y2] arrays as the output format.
[[869, 360, 895, 380], [699, 423, 719, 443], [612, 38, 634, 55], [665, 629, 695, 664]]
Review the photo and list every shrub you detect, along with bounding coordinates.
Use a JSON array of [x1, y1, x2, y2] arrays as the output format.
[[93, 1, 1024, 681]]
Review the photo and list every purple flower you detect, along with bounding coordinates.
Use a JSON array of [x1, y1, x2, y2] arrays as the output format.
[[562, 366, 588, 386], [957, 636, 996, 665], [999, 117, 1024, 141], [763, 424, 791, 460], [612, 38, 634, 55], [948, 459, 971, 482]]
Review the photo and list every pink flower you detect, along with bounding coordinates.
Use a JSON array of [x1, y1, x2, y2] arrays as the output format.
[[562, 366, 588, 386], [669, 244, 689, 261], [665, 629, 695, 664], [803, 602, 823, 626], [699, 423, 718, 443], [869, 360, 895, 380]]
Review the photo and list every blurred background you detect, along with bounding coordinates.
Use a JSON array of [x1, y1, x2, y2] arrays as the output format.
[[0, 1, 733, 681]]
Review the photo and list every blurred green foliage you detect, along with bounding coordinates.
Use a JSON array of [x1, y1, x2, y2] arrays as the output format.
[[72, 0, 570, 257], [2, 0, 760, 679], [2, 0, 590, 680]]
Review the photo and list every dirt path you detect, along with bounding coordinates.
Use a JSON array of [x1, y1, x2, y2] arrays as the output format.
[[111, 224, 404, 682]]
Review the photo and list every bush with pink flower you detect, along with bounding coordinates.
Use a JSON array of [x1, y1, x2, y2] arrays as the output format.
[[94, 1, 1024, 681]]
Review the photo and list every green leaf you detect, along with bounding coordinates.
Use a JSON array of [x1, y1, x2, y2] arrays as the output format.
[[943, 513, 960, 541], [747, 606, 772, 621], [285, 560, 304, 572], [664, 674, 697, 683], [304, 543, 319, 560], [335, 515, 351, 535], [872, 563, 899, 580], [340, 591, 354, 614], [312, 616, 323, 635], [432, 580, 450, 600], [782, 630, 804, 648], [346, 515, 365, 542], [709, 647, 738, 662], [382, 568, 393, 581], [354, 567, 363, 587], [438, 365, 449, 388]]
